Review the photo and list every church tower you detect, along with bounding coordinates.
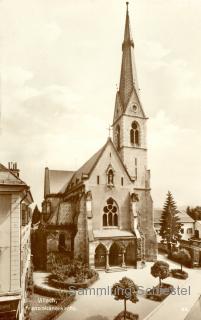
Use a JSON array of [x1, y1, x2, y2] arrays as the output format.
[[113, 2, 157, 261], [113, 2, 147, 189]]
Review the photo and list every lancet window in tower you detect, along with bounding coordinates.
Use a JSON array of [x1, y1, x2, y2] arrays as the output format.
[[130, 121, 140, 146], [115, 125, 121, 151], [102, 198, 118, 227]]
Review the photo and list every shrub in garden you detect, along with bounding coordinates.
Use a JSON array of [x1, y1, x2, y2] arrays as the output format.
[[147, 261, 173, 301], [50, 256, 98, 284], [172, 249, 191, 271], [151, 261, 170, 288], [112, 277, 139, 320], [170, 249, 191, 279]]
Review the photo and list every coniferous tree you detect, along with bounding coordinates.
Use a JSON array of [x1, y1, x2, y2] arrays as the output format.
[[32, 205, 41, 225], [159, 191, 182, 249]]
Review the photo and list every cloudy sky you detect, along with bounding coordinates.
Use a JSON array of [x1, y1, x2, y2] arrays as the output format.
[[1, 0, 201, 209]]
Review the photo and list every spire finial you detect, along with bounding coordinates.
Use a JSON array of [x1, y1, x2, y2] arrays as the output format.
[[126, 1, 129, 11]]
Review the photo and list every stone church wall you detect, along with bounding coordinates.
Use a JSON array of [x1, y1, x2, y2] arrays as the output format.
[[136, 189, 157, 261], [74, 195, 89, 262]]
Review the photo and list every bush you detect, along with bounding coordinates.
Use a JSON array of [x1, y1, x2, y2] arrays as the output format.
[[171, 249, 191, 270], [171, 269, 188, 279], [151, 261, 170, 288], [50, 256, 98, 284]]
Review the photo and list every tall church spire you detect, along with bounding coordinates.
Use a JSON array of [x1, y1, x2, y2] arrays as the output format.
[[119, 2, 139, 110]]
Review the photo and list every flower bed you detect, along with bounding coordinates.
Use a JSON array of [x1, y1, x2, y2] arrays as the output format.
[[47, 254, 99, 290], [171, 269, 188, 279], [114, 311, 139, 320], [48, 272, 99, 290], [146, 283, 174, 302]]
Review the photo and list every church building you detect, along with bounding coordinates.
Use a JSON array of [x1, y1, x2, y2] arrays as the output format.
[[40, 3, 157, 270]]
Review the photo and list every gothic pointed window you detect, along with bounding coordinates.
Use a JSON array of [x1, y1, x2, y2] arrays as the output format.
[[103, 214, 107, 226], [130, 121, 140, 146], [114, 214, 118, 226], [115, 125, 120, 151], [102, 198, 119, 227]]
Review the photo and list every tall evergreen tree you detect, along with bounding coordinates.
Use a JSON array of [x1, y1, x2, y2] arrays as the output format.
[[159, 192, 182, 248], [32, 205, 41, 225]]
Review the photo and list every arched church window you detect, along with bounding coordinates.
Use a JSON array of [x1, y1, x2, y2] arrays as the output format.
[[115, 125, 120, 151], [103, 214, 107, 226], [103, 198, 118, 227], [130, 121, 140, 146], [114, 214, 118, 226], [108, 212, 113, 226]]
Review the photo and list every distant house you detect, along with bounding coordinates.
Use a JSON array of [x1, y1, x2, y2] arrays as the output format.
[[194, 220, 201, 239], [154, 209, 195, 242], [0, 163, 33, 320]]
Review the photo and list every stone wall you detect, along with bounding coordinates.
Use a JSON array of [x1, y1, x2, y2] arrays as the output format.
[[73, 194, 88, 262]]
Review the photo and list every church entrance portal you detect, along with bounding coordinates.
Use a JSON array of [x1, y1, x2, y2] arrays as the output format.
[[95, 244, 106, 268], [109, 242, 122, 266]]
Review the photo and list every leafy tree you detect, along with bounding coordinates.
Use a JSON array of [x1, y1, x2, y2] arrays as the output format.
[[159, 191, 182, 251], [151, 261, 170, 288], [186, 206, 201, 221], [173, 249, 191, 271], [112, 277, 138, 320], [32, 205, 41, 225]]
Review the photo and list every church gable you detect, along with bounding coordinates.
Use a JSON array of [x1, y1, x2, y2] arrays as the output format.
[[88, 139, 132, 187], [124, 89, 146, 118]]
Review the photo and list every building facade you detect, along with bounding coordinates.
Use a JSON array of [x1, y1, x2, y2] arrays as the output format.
[[154, 209, 195, 242], [39, 4, 157, 270], [0, 163, 33, 320]]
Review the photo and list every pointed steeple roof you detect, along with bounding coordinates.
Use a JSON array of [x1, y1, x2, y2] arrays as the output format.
[[119, 2, 139, 110]]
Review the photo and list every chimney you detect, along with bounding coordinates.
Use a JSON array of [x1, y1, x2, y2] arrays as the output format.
[[8, 162, 20, 177]]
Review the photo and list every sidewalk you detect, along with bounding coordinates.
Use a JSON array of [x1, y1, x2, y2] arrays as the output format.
[[143, 256, 201, 320]]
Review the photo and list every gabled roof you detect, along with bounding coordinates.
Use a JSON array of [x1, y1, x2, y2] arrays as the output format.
[[66, 138, 133, 192], [44, 167, 74, 197], [154, 209, 195, 224], [68, 145, 105, 187], [0, 163, 26, 186]]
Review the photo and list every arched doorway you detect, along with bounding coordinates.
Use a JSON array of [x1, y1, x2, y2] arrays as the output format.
[[109, 242, 122, 266], [125, 243, 136, 266], [95, 244, 106, 268]]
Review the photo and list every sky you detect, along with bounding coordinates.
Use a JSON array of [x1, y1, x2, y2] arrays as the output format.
[[0, 0, 201, 209]]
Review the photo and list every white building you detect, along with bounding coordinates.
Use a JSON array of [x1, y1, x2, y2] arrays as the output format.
[[154, 209, 195, 242], [0, 163, 33, 320]]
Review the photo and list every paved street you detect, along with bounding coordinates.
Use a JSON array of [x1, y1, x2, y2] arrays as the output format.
[[55, 255, 201, 320]]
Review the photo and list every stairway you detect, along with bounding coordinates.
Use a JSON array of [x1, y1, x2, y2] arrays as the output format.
[[105, 266, 128, 273]]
